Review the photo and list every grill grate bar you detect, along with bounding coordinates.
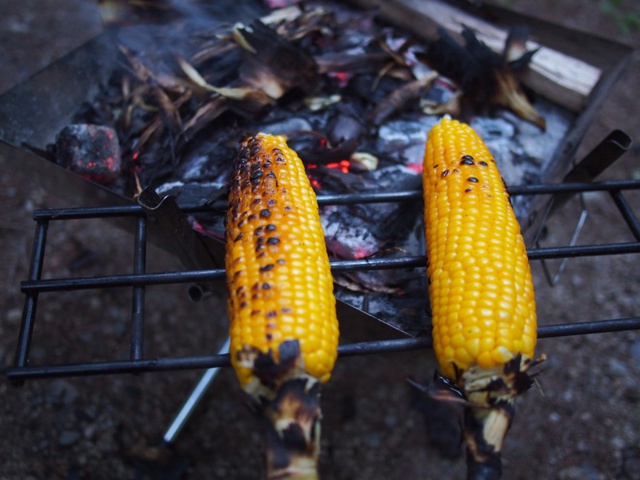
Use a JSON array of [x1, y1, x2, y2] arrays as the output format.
[[8, 178, 640, 383], [526, 242, 640, 259], [19, 242, 640, 294], [6, 317, 640, 381], [13, 220, 49, 373], [317, 179, 640, 205], [610, 190, 640, 241], [30, 180, 640, 221], [506, 179, 640, 195], [130, 215, 147, 361], [21, 270, 227, 292]]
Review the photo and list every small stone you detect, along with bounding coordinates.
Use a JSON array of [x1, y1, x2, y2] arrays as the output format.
[[571, 274, 585, 287], [58, 430, 81, 447], [575, 440, 589, 453], [83, 424, 98, 440], [620, 447, 640, 480], [561, 390, 574, 402], [383, 412, 398, 429], [89, 296, 103, 310], [46, 379, 79, 406], [578, 412, 592, 422], [215, 467, 228, 477], [4, 307, 22, 324], [557, 465, 604, 480], [363, 432, 381, 448], [548, 412, 561, 423], [630, 341, 640, 370], [611, 436, 626, 450], [607, 358, 629, 376], [623, 386, 640, 402]]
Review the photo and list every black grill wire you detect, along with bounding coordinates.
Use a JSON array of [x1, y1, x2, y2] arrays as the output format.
[[7, 179, 640, 383]]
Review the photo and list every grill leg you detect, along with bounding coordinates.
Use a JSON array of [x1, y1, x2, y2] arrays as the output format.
[[162, 338, 231, 445]]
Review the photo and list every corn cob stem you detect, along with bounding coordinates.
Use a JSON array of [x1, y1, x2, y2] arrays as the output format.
[[422, 117, 543, 479], [263, 372, 321, 479], [225, 133, 339, 478]]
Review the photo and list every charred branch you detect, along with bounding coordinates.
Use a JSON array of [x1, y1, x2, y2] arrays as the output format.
[[422, 26, 545, 129], [236, 21, 321, 99], [368, 71, 438, 125]]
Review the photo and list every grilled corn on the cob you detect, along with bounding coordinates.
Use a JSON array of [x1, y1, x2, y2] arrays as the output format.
[[423, 117, 543, 478], [225, 133, 339, 479]]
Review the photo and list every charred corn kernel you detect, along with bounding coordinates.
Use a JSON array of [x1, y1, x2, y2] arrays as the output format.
[[422, 117, 537, 380], [225, 133, 339, 393]]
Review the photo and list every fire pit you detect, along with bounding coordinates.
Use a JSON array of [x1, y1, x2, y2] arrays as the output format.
[[0, 0, 635, 340]]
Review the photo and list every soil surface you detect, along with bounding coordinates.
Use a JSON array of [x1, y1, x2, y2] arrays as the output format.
[[1, 1, 639, 479]]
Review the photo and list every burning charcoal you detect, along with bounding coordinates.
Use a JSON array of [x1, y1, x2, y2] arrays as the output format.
[[256, 118, 364, 167], [377, 115, 440, 167], [305, 140, 359, 167], [320, 164, 424, 298], [322, 205, 382, 260], [54, 124, 122, 184]]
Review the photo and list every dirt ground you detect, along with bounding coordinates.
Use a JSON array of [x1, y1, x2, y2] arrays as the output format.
[[1, 1, 639, 479]]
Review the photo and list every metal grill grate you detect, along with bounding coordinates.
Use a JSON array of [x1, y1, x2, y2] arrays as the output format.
[[7, 179, 640, 383]]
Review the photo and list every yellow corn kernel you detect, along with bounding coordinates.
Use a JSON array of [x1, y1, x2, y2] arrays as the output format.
[[423, 117, 536, 380], [225, 133, 339, 392]]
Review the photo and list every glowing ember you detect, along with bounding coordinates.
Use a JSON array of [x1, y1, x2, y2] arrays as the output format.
[[406, 163, 423, 174], [328, 71, 351, 88], [307, 159, 351, 173], [352, 247, 370, 260], [188, 216, 222, 240], [54, 124, 121, 184], [307, 159, 351, 189], [325, 160, 351, 174]]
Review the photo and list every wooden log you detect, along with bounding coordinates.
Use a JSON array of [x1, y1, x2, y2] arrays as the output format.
[[342, 0, 602, 112]]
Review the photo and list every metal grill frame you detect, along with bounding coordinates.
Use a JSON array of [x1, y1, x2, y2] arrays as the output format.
[[7, 179, 640, 384]]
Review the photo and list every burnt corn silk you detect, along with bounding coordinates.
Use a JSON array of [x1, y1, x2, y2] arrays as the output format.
[[225, 133, 339, 479], [423, 117, 543, 480]]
